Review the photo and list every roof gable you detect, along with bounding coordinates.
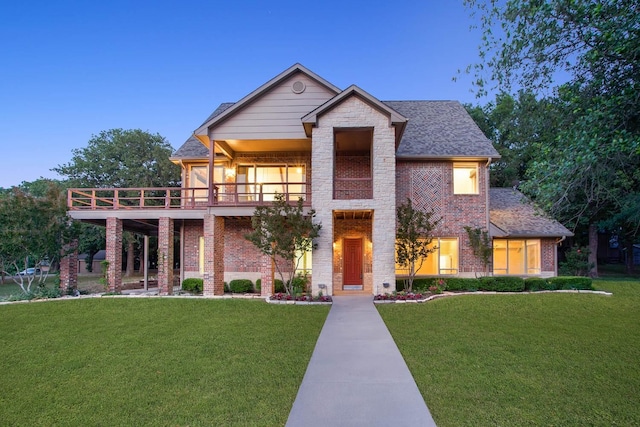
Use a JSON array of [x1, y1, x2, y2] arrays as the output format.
[[302, 85, 408, 146], [194, 64, 340, 138]]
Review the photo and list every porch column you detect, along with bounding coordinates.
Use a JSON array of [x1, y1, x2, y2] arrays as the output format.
[[59, 240, 78, 295], [143, 235, 149, 291], [158, 217, 174, 295], [106, 217, 122, 293], [260, 253, 274, 296], [203, 213, 224, 296]]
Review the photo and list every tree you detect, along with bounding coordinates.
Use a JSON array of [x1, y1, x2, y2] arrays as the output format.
[[245, 194, 321, 295], [54, 129, 181, 276], [0, 183, 79, 294], [395, 199, 440, 292], [465, 0, 640, 274]]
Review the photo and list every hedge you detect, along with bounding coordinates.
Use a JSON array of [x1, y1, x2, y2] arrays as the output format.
[[478, 276, 525, 292], [255, 279, 261, 293], [547, 276, 593, 290], [182, 278, 203, 294], [229, 279, 253, 293]]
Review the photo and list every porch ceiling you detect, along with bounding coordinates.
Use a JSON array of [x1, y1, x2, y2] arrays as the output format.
[[333, 210, 373, 220]]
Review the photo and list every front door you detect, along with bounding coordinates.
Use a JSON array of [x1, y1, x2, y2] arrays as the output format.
[[343, 238, 363, 289]]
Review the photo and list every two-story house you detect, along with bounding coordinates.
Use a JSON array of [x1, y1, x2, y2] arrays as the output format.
[[64, 64, 572, 296]]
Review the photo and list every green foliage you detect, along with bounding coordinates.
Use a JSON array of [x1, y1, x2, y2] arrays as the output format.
[[547, 276, 593, 291], [182, 278, 203, 294], [560, 246, 594, 277], [0, 182, 79, 294], [465, 0, 640, 272], [255, 279, 261, 293], [54, 129, 180, 188], [524, 277, 553, 291], [395, 198, 440, 292], [274, 279, 285, 293], [464, 226, 493, 273], [224, 282, 229, 293], [229, 279, 253, 293], [478, 276, 525, 292], [245, 194, 321, 295], [444, 278, 480, 292]]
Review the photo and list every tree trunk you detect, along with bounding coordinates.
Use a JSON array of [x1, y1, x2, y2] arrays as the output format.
[[625, 237, 635, 275], [125, 240, 135, 277], [588, 223, 599, 278]]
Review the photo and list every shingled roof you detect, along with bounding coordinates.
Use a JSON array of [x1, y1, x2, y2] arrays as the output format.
[[172, 103, 235, 159], [172, 100, 500, 160], [489, 188, 573, 238], [383, 100, 500, 158]]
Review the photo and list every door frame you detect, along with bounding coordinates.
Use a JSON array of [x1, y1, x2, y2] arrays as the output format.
[[343, 237, 363, 288]]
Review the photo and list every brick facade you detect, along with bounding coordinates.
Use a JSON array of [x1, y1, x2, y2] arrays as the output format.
[[59, 240, 78, 294], [105, 217, 122, 292], [158, 217, 174, 295], [203, 214, 225, 296]]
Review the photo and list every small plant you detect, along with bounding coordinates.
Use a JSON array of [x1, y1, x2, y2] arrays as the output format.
[[182, 278, 203, 294], [229, 279, 253, 293], [255, 279, 261, 293], [559, 246, 594, 277], [100, 260, 110, 291]]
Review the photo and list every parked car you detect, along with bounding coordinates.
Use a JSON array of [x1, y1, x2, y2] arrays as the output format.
[[18, 268, 39, 275]]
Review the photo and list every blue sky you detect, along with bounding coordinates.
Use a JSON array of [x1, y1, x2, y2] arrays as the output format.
[[0, 0, 489, 188]]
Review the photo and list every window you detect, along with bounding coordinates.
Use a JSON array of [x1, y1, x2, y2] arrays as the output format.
[[237, 164, 306, 202], [198, 236, 205, 274], [188, 165, 208, 201], [493, 239, 541, 275], [295, 245, 312, 275], [395, 238, 459, 275], [453, 163, 479, 194]]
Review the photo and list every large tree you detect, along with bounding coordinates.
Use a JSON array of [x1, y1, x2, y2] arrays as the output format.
[[465, 0, 640, 274], [55, 129, 181, 276], [0, 182, 79, 293]]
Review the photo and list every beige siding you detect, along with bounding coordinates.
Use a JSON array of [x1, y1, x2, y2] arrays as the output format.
[[211, 73, 336, 140]]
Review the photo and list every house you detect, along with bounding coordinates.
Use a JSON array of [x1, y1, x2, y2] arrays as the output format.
[[62, 64, 573, 296], [77, 250, 106, 274]]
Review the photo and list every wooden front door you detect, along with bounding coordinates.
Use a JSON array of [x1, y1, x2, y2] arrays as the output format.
[[343, 238, 363, 287]]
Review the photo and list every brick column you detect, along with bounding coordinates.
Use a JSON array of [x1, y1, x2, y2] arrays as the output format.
[[106, 217, 122, 293], [260, 253, 274, 296], [59, 240, 78, 295], [158, 217, 174, 295], [203, 214, 225, 296]]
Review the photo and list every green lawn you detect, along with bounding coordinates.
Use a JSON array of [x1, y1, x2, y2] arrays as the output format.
[[0, 299, 329, 426], [378, 280, 640, 426]]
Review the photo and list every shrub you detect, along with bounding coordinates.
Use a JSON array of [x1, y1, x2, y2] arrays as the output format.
[[524, 277, 552, 291], [445, 278, 480, 291], [274, 279, 285, 293], [224, 282, 229, 292], [559, 246, 594, 276], [182, 278, 203, 294], [255, 279, 261, 293], [229, 279, 253, 293], [412, 278, 436, 292], [547, 276, 593, 290], [479, 276, 525, 292], [288, 275, 308, 294]]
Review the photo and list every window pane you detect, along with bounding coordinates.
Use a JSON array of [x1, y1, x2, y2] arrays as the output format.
[[438, 238, 459, 274], [288, 165, 306, 201], [508, 240, 525, 275], [453, 165, 478, 194], [198, 236, 204, 274], [526, 240, 541, 274], [493, 240, 508, 274], [189, 166, 208, 201]]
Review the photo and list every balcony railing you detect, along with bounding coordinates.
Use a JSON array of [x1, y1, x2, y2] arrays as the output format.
[[67, 183, 310, 210]]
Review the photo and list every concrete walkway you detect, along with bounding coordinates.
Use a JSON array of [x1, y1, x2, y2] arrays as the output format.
[[286, 296, 437, 426]]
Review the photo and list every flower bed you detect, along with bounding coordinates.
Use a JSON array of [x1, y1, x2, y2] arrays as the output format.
[[374, 292, 427, 301], [268, 293, 332, 304]]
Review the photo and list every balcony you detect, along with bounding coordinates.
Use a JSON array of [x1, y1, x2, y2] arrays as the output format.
[[67, 182, 310, 210]]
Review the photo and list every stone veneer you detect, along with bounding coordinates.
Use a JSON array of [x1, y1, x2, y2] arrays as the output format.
[[311, 96, 397, 295]]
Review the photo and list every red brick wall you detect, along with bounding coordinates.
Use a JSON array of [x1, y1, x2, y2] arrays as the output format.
[[158, 217, 174, 295], [542, 238, 557, 274], [182, 220, 201, 274], [334, 151, 372, 199], [106, 217, 122, 292], [396, 160, 489, 274], [224, 218, 263, 272]]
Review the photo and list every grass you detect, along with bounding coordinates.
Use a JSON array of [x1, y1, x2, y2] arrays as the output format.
[[378, 279, 640, 426], [0, 299, 329, 426]]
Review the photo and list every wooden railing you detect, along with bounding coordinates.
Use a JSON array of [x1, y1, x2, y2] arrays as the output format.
[[67, 183, 310, 210]]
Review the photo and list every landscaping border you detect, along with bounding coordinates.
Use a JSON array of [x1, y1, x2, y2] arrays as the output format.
[[373, 289, 613, 304]]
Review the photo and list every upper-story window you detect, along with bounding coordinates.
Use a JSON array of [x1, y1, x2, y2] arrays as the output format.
[[236, 164, 306, 202], [453, 163, 479, 195]]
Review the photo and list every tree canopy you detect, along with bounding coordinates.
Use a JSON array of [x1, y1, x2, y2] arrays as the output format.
[[54, 128, 180, 188], [465, 0, 640, 273]]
